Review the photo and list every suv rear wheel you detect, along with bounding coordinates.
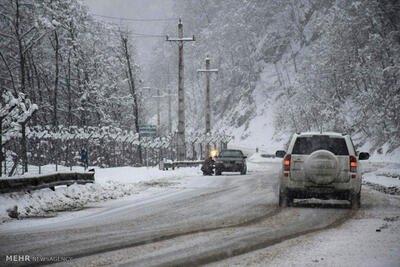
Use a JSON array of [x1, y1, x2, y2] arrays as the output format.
[[279, 190, 293, 207], [350, 192, 361, 209]]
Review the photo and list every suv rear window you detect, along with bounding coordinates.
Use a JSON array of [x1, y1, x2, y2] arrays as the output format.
[[219, 150, 243, 157], [292, 136, 349, 155]]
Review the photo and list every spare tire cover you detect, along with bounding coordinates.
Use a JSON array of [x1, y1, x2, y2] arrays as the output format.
[[305, 150, 339, 185]]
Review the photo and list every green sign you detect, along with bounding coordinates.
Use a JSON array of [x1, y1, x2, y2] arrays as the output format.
[[139, 125, 157, 137]]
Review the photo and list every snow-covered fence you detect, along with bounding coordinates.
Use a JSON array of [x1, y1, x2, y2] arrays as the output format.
[[2, 125, 164, 175], [23, 126, 172, 169], [0, 172, 95, 193], [185, 131, 231, 159], [2, 125, 232, 176]]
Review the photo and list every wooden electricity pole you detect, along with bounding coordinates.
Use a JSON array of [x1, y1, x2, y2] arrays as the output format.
[[197, 56, 218, 158], [166, 65, 172, 134], [197, 56, 218, 135], [166, 19, 195, 161], [168, 86, 172, 133], [157, 88, 160, 128]]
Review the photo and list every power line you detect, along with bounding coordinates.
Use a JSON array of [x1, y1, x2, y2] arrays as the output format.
[[92, 20, 167, 38], [124, 32, 165, 38], [92, 13, 178, 22], [82, 30, 165, 38]]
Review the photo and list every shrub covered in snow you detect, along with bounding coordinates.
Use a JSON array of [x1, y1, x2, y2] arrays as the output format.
[[0, 181, 144, 222]]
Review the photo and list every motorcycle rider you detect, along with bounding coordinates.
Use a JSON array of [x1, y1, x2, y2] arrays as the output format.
[[201, 156, 215, 175]]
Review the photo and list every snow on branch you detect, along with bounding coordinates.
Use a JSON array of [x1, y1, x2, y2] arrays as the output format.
[[1, 91, 38, 145]]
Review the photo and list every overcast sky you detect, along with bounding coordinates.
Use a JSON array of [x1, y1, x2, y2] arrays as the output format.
[[84, 0, 175, 70]]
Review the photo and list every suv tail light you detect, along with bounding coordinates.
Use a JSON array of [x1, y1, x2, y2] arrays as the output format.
[[350, 155, 357, 173], [284, 154, 291, 172]]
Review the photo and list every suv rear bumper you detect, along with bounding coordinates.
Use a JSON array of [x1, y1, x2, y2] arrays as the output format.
[[280, 174, 361, 198], [286, 187, 351, 200]]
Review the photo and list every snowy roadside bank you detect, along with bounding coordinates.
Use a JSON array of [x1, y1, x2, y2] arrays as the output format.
[[0, 182, 143, 223], [0, 155, 274, 224], [363, 162, 400, 195], [0, 166, 201, 224]]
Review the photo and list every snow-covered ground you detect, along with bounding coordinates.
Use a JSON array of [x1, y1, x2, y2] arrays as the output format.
[[0, 165, 202, 223], [0, 156, 268, 223], [211, 187, 400, 267], [363, 163, 400, 188], [0, 156, 399, 266], [0, 154, 277, 223], [1, 154, 399, 224]]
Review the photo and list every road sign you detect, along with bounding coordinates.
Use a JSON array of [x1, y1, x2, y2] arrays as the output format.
[[81, 148, 88, 169], [139, 125, 157, 137]]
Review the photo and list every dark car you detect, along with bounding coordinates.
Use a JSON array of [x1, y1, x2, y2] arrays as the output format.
[[214, 149, 247, 175]]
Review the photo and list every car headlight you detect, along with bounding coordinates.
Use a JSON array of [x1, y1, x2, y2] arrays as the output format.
[[235, 160, 243, 164], [210, 150, 218, 158]]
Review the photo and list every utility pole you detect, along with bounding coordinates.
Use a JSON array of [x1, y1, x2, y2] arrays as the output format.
[[197, 56, 218, 134], [167, 86, 172, 133], [197, 56, 218, 157], [163, 44, 172, 134], [157, 88, 160, 128], [166, 19, 195, 161]]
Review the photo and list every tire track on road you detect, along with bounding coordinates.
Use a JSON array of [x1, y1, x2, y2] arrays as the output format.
[[23, 208, 283, 267], [120, 208, 355, 267]]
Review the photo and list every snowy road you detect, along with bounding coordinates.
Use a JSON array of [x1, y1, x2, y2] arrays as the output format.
[[0, 161, 361, 266]]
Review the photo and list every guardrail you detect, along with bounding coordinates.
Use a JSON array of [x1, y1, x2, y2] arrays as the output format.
[[260, 154, 276, 158], [0, 172, 95, 193], [160, 160, 204, 170]]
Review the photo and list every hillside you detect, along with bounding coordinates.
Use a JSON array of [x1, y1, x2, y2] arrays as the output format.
[[146, 0, 400, 156]]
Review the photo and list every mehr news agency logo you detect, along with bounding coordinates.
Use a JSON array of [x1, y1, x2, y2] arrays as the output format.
[[5, 254, 72, 263]]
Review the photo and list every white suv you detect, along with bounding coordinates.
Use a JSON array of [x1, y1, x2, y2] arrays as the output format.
[[275, 132, 369, 209]]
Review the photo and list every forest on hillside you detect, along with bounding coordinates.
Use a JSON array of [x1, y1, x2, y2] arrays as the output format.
[[0, 0, 143, 131], [148, 0, 400, 151]]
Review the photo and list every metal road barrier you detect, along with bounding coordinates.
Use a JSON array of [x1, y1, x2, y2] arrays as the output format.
[[160, 160, 204, 170], [0, 172, 95, 193]]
